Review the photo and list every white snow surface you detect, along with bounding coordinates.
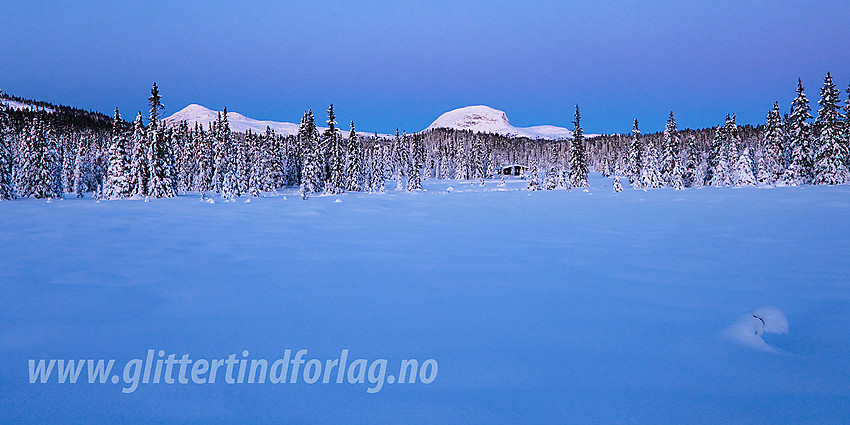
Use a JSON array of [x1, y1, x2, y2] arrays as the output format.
[[425, 105, 574, 140], [2, 175, 850, 423]]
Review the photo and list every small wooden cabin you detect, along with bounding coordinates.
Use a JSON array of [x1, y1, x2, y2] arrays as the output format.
[[498, 164, 528, 176]]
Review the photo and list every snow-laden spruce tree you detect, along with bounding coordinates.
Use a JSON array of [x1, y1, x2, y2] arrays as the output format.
[[814, 72, 848, 185], [344, 121, 363, 191], [661, 112, 680, 186], [0, 103, 14, 200], [758, 102, 785, 185], [130, 112, 149, 196], [569, 105, 588, 187], [368, 144, 386, 193], [733, 147, 757, 187], [612, 163, 623, 193], [682, 135, 700, 187], [640, 138, 663, 189], [706, 123, 731, 186], [299, 110, 322, 197], [22, 114, 63, 199], [526, 162, 541, 191], [236, 133, 251, 195], [407, 134, 423, 191], [212, 109, 234, 195], [72, 139, 86, 197], [146, 83, 176, 198], [324, 104, 345, 194], [784, 79, 815, 185], [627, 119, 642, 185], [105, 108, 132, 199], [193, 123, 213, 192], [454, 143, 468, 180]]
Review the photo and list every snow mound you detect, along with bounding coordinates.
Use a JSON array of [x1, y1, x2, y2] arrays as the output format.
[[723, 306, 789, 353], [425, 105, 573, 140]]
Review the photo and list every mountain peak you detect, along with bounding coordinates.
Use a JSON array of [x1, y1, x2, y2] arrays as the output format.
[[425, 105, 572, 140]]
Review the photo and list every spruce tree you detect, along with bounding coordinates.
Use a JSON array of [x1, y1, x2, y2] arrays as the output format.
[[0, 103, 14, 200], [344, 121, 363, 191], [407, 134, 423, 191], [105, 108, 132, 199], [146, 83, 176, 198], [299, 110, 321, 197], [683, 135, 700, 187], [785, 79, 815, 185], [733, 147, 757, 187], [130, 112, 149, 196], [369, 144, 386, 193], [324, 105, 345, 194], [814, 72, 848, 184], [758, 102, 785, 185], [661, 112, 680, 186], [639, 138, 663, 189], [627, 119, 642, 184], [526, 161, 541, 191], [707, 122, 732, 187], [569, 105, 588, 187]]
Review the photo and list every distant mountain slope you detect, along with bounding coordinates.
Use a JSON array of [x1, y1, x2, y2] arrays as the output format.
[[164, 104, 392, 138], [425, 105, 574, 140], [165, 104, 301, 136]]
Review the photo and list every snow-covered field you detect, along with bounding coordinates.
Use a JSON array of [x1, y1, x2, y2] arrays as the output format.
[[2, 174, 850, 424]]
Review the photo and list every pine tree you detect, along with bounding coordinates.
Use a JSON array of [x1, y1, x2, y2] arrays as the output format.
[[661, 112, 680, 186], [814, 72, 848, 185], [627, 119, 642, 184], [758, 102, 785, 185], [0, 103, 14, 200], [785, 79, 815, 185], [569, 105, 588, 187], [105, 108, 132, 199]]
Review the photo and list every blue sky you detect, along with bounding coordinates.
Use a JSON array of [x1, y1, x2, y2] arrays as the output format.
[[2, 0, 849, 133]]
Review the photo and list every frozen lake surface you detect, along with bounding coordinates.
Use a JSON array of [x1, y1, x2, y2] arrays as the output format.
[[2, 174, 849, 424]]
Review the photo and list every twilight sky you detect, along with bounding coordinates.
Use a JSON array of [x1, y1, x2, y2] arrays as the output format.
[[2, 0, 849, 134]]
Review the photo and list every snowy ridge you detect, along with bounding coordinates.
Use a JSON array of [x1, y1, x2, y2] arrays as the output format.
[[425, 105, 574, 140], [165, 104, 392, 138], [0, 98, 55, 113]]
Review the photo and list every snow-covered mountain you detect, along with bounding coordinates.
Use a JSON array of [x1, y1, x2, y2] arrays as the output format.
[[425, 105, 574, 140], [165, 104, 394, 138], [165, 104, 301, 136], [165, 103, 579, 140]]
